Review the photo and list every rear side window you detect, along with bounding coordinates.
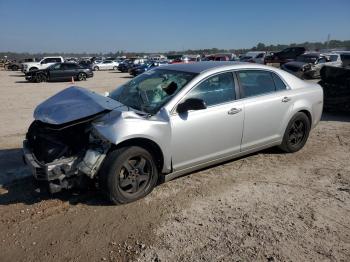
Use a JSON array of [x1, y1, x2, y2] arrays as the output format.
[[65, 63, 78, 69], [185, 72, 236, 107], [237, 70, 286, 98]]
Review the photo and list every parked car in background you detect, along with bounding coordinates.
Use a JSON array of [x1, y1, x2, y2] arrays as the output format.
[[204, 54, 233, 61], [240, 51, 267, 64], [23, 62, 323, 204], [22, 56, 64, 73], [265, 47, 306, 67], [281, 53, 342, 79], [129, 62, 158, 76], [319, 65, 350, 112], [118, 60, 136, 72], [79, 60, 93, 70], [5, 60, 23, 71], [93, 60, 119, 71], [25, 62, 93, 82]]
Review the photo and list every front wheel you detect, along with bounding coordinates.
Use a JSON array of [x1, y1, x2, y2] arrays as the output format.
[[99, 146, 159, 205], [35, 73, 47, 83], [279, 112, 311, 153], [113, 66, 118, 70], [94, 66, 99, 71], [77, 72, 87, 81]]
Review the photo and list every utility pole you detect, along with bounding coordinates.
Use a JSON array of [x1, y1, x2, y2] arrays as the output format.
[[326, 34, 331, 50]]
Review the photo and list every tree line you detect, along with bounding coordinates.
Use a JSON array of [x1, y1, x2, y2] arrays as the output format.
[[1, 40, 349, 61]]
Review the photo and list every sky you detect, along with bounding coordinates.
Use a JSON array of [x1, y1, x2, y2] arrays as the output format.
[[0, 0, 349, 53]]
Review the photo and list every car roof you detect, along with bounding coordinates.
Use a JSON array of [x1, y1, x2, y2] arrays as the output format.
[[155, 61, 274, 74]]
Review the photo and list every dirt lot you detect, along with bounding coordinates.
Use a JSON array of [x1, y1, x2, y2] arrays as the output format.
[[0, 70, 349, 262]]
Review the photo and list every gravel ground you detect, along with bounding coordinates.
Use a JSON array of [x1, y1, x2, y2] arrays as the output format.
[[0, 69, 349, 262]]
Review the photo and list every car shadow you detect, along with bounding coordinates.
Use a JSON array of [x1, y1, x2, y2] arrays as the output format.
[[9, 74, 25, 77], [120, 76, 134, 79], [15, 81, 31, 83]]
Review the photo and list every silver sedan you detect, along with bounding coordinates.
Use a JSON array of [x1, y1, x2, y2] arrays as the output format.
[[23, 62, 323, 204]]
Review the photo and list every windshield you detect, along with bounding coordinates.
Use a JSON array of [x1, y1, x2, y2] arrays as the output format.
[[296, 55, 318, 63], [109, 69, 197, 114]]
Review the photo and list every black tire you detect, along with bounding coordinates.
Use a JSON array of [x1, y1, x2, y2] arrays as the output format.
[[113, 66, 118, 70], [279, 112, 311, 153], [94, 66, 99, 71], [35, 73, 47, 83], [77, 72, 87, 81], [11, 65, 19, 71], [99, 146, 159, 205], [29, 67, 38, 71]]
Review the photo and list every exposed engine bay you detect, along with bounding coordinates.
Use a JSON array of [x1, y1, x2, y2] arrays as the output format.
[[24, 115, 110, 193]]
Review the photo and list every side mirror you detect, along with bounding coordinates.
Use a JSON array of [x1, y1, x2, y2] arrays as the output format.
[[177, 98, 207, 114]]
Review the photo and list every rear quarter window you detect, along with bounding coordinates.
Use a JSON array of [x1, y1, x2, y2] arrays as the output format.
[[271, 73, 286, 91]]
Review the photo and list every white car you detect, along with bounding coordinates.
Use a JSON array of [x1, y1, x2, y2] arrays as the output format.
[[22, 57, 64, 73], [240, 51, 267, 64], [93, 60, 119, 71]]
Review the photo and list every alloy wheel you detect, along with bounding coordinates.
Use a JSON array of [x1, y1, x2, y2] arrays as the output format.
[[288, 120, 305, 146], [118, 156, 152, 196]]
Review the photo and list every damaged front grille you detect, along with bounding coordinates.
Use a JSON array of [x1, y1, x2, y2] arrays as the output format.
[[26, 120, 91, 163]]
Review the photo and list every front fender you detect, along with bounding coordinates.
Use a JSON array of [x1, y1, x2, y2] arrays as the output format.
[[92, 109, 172, 173]]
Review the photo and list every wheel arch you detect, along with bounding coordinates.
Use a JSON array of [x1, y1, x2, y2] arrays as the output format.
[[298, 109, 312, 125], [110, 138, 165, 173]]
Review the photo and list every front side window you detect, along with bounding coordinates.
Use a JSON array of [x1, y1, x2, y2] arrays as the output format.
[[65, 63, 78, 69], [184, 72, 236, 107], [318, 58, 326, 64], [237, 70, 278, 98], [110, 69, 197, 114], [50, 63, 62, 70]]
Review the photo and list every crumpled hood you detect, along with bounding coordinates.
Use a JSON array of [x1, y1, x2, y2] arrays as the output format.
[[34, 86, 125, 125]]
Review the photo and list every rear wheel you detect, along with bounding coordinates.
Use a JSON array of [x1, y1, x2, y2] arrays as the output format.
[[279, 112, 310, 153], [77, 72, 87, 81], [113, 66, 118, 70], [35, 73, 47, 83], [99, 146, 158, 205], [11, 65, 19, 71], [94, 66, 99, 71]]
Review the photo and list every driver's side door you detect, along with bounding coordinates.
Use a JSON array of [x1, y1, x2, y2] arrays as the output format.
[[170, 72, 244, 171]]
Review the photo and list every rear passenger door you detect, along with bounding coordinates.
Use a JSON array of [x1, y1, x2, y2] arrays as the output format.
[[236, 70, 294, 151], [49, 63, 66, 80], [63, 63, 79, 79]]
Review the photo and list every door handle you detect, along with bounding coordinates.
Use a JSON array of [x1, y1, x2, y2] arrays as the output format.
[[228, 108, 242, 115], [282, 97, 291, 102]]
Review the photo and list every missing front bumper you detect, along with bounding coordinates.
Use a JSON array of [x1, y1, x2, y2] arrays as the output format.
[[23, 140, 109, 193]]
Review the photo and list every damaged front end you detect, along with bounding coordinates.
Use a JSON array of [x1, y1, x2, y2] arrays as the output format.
[[23, 117, 110, 193], [22, 86, 124, 193]]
